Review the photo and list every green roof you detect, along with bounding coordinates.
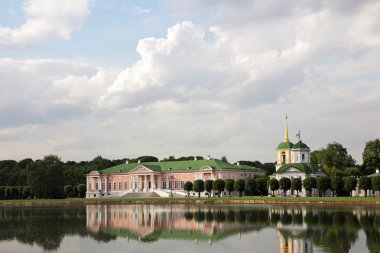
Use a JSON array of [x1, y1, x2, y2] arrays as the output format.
[[276, 163, 321, 174], [368, 172, 380, 178], [292, 140, 309, 149], [277, 141, 294, 149], [99, 159, 265, 174]]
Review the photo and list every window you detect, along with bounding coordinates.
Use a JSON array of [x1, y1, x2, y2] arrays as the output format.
[[101, 183, 105, 190], [113, 183, 116, 190], [180, 181, 184, 189], [302, 154, 305, 161], [162, 181, 166, 189], [281, 152, 286, 164], [95, 183, 98, 190], [169, 181, 172, 189], [119, 182, 122, 190], [124, 182, 128, 190], [175, 181, 178, 189], [108, 183, 111, 190]]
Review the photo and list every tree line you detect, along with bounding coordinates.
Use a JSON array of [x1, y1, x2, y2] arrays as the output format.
[[0, 138, 378, 199]]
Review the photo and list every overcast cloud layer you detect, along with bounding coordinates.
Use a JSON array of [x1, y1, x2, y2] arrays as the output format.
[[0, 0, 379, 163]]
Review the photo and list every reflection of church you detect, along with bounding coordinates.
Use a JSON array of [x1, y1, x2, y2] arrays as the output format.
[[273, 207, 313, 253]]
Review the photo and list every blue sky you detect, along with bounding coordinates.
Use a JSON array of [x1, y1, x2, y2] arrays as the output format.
[[0, 0, 379, 163]]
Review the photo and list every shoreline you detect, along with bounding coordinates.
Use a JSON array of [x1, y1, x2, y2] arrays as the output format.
[[1, 197, 380, 206]]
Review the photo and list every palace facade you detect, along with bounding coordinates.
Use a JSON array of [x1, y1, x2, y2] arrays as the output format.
[[86, 158, 264, 198]]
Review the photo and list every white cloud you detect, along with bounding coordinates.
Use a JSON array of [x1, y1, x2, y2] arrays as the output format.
[[1, 1, 380, 163], [0, 0, 89, 47]]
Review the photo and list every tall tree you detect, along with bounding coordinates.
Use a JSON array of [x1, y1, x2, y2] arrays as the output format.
[[362, 139, 380, 175], [291, 178, 302, 197], [184, 181, 193, 197], [317, 176, 331, 197], [245, 178, 257, 196], [358, 176, 372, 197], [331, 176, 344, 197], [27, 155, 64, 199], [193, 179, 204, 198], [234, 179, 245, 197], [318, 142, 356, 176], [371, 176, 380, 193], [204, 180, 213, 197], [256, 178, 268, 196], [343, 176, 357, 197], [269, 178, 279, 196], [212, 179, 225, 197], [279, 178, 291, 197], [225, 179, 235, 196]]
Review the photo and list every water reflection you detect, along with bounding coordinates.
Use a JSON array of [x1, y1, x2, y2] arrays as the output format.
[[0, 204, 379, 253]]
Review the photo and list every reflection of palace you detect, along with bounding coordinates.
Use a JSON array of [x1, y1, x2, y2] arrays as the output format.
[[86, 158, 264, 198], [86, 204, 264, 241]]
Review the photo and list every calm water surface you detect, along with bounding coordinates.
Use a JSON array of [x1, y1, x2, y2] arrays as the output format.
[[0, 203, 379, 253]]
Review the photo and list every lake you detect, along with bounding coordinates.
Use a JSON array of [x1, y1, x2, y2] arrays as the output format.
[[0, 203, 378, 253]]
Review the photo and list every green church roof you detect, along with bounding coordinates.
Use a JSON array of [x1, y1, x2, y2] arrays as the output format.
[[276, 163, 321, 174], [292, 140, 309, 149], [277, 141, 294, 149], [99, 159, 265, 174]]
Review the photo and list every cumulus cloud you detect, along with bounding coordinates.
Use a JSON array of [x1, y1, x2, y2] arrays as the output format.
[[1, 1, 380, 163], [0, 58, 105, 127], [0, 0, 89, 47]]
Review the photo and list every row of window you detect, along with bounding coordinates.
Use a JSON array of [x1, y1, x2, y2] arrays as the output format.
[[91, 180, 185, 191]]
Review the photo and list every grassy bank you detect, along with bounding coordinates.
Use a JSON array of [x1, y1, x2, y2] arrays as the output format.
[[0, 196, 379, 206]]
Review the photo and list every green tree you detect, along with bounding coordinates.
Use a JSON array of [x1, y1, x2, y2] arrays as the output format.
[[291, 178, 302, 196], [212, 179, 225, 197], [331, 176, 344, 197], [318, 142, 356, 176], [279, 178, 291, 197], [371, 176, 380, 192], [234, 179, 245, 197], [269, 178, 279, 196], [77, 184, 86, 198], [64, 185, 74, 198], [0, 186, 5, 199], [310, 150, 321, 164], [303, 177, 317, 196], [193, 179, 204, 198], [225, 179, 235, 196], [10, 186, 19, 199], [5, 186, 12, 199], [22, 186, 31, 199], [358, 176, 372, 197], [183, 181, 193, 197], [256, 178, 268, 196], [317, 176, 331, 197], [245, 178, 257, 196], [204, 180, 213, 197], [343, 176, 357, 197], [27, 155, 65, 199], [362, 139, 380, 175]]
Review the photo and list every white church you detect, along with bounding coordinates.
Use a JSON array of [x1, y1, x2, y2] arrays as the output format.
[[272, 116, 327, 197]]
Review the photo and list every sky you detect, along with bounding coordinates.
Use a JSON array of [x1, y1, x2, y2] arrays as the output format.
[[0, 0, 379, 164]]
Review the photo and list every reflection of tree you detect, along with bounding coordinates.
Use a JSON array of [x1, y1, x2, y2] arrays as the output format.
[[0, 204, 379, 252], [360, 212, 380, 253], [0, 206, 115, 251]]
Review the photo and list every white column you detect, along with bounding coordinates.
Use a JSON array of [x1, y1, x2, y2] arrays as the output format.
[[158, 176, 162, 189], [166, 177, 169, 190], [151, 174, 154, 190], [132, 176, 135, 192], [137, 175, 140, 192], [144, 175, 147, 192]]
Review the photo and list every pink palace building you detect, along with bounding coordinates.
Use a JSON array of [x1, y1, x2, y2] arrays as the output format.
[[85, 157, 265, 198]]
